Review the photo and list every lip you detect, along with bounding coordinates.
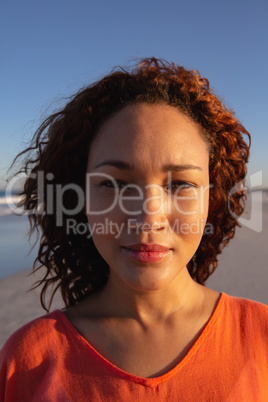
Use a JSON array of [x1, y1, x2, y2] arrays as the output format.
[[121, 243, 171, 263]]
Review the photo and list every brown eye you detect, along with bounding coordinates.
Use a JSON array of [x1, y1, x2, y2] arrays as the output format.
[[100, 180, 128, 190], [166, 181, 195, 192]]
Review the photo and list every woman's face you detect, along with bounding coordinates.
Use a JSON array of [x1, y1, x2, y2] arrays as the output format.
[[86, 103, 210, 292]]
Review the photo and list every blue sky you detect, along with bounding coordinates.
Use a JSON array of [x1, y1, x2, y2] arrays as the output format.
[[1, 0, 267, 189]]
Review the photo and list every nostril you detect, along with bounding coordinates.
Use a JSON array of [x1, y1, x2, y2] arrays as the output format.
[[143, 222, 166, 232]]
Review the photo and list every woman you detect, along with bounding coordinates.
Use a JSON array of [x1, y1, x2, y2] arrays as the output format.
[[1, 58, 267, 400]]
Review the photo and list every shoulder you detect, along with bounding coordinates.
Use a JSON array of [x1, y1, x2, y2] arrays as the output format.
[[220, 293, 268, 343], [0, 310, 62, 370], [222, 293, 268, 319], [0, 311, 75, 400]]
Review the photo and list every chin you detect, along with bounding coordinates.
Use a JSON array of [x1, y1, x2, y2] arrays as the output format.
[[114, 265, 182, 292]]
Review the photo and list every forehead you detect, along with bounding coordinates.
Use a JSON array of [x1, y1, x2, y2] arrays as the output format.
[[88, 103, 209, 170]]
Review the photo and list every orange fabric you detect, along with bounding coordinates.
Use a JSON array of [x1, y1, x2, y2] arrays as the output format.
[[0, 293, 268, 401]]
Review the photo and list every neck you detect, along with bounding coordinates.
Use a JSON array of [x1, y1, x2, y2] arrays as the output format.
[[91, 268, 204, 326]]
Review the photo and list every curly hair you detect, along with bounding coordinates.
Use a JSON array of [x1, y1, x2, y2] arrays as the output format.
[[13, 58, 251, 311]]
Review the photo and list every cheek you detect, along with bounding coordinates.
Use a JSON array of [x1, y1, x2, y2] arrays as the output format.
[[171, 188, 209, 218], [86, 216, 116, 266], [86, 206, 125, 238], [86, 185, 125, 226], [86, 190, 119, 216], [86, 205, 125, 249], [170, 189, 209, 236]]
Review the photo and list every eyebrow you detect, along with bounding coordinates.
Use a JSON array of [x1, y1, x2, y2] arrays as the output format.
[[94, 160, 202, 171]]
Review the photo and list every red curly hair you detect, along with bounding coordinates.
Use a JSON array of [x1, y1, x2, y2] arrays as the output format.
[[14, 58, 250, 311]]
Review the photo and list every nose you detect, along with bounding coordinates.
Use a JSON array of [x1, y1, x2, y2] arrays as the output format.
[[128, 185, 168, 232]]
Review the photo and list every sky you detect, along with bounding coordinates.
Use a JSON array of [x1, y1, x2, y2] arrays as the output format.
[[0, 0, 267, 190]]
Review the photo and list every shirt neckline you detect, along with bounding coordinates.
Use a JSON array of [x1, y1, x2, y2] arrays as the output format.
[[54, 291, 226, 388]]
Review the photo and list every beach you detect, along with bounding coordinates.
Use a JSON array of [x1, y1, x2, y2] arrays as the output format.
[[0, 192, 267, 348], [0, 269, 64, 349]]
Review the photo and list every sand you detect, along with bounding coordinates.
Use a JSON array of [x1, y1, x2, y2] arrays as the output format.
[[0, 269, 64, 349], [0, 195, 267, 349]]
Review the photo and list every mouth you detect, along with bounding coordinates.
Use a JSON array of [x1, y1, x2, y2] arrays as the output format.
[[121, 243, 171, 263]]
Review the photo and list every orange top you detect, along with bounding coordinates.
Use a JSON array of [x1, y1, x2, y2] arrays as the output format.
[[0, 293, 268, 401]]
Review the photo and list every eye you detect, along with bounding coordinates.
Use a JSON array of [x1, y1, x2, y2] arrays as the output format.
[[166, 181, 196, 192], [100, 179, 129, 190]]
